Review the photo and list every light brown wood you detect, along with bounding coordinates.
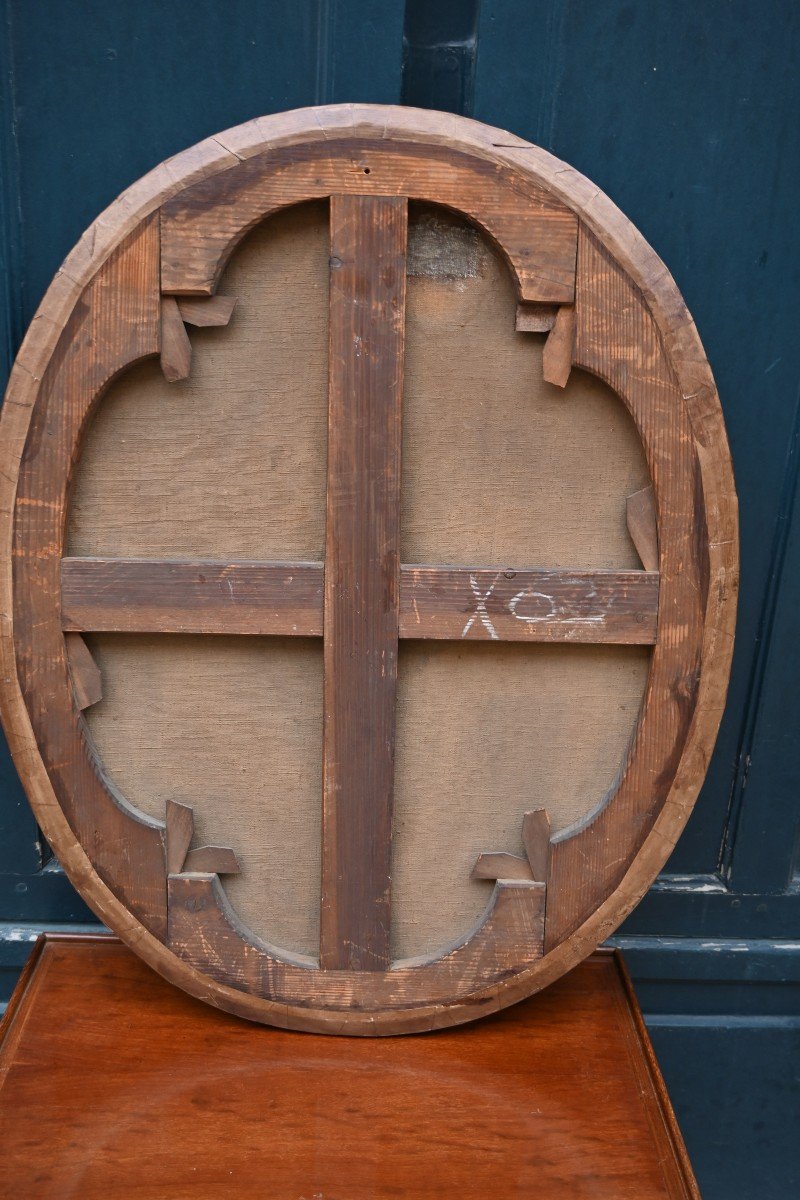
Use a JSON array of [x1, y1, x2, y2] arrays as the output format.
[[523, 808, 552, 884], [182, 846, 241, 875], [67, 203, 647, 571], [64, 632, 102, 710], [160, 141, 578, 303], [7, 218, 168, 940], [472, 852, 534, 881], [165, 799, 194, 875], [542, 303, 576, 387], [627, 484, 660, 571], [159, 296, 192, 381], [63, 205, 652, 967], [545, 226, 708, 950], [176, 294, 235, 326], [472, 808, 551, 884], [165, 799, 240, 878], [0, 106, 737, 1035], [84, 634, 647, 961]]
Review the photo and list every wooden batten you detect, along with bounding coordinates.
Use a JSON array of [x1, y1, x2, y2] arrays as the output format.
[[320, 195, 407, 972], [183, 846, 241, 875], [160, 297, 192, 382], [64, 633, 102, 710], [165, 799, 194, 875], [165, 797, 240, 879], [472, 809, 551, 885], [542, 304, 576, 387], [472, 852, 535, 881], [626, 485, 659, 572], [522, 809, 552, 885], [61, 558, 659, 644], [176, 295, 236, 327]]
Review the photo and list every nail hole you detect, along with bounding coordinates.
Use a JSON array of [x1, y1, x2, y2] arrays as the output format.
[[363, 167, 371, 174]]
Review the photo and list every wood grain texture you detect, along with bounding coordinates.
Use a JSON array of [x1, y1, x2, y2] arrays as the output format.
[[182, 846, 241, 875], [61, 558, 325, 636], [472, 852, 534, 881], [320, 195, 407, 971], [0, 106, 737, 1035], [401, 566, 658, 643], [542, 303, 576, 387], [85, 634, 647, 962], [71, 202, 649, 572], [522, 808, 552, 884], [63, 633, 102, 710], [0, 938, 700, 1200], [627, 484, 659, 571], [7, 218, 168, 938], [545, 226, 707, 950], [65, 206, 650, 968], [472, 809, 551, 885], [515, 301, 557, 332], [165, 798, 241, 879], [165, 799, 194, 875], [62, 557, 658, 643], [159, 296, 191, 382], [161, 140, 577, 303], [175, 295, 235, 326], [168, 872, 545, 1013]]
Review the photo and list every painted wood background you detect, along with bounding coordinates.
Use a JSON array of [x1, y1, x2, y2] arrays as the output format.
[[0, 2, 797, 1194]]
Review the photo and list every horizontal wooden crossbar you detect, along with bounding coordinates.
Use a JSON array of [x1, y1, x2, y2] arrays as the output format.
[[61, 558, 659, 644], [63, 560, 324, 637]]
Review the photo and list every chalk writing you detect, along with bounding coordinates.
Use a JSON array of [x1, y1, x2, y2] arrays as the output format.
[[462, 573, 501, 639], [509, 587, 604, 625]]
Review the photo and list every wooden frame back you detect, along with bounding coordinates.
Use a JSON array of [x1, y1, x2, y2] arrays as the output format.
[[0, 105, 738, 1034]]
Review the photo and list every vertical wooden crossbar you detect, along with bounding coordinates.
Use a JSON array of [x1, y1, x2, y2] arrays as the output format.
[[320, 195, 408, 971]]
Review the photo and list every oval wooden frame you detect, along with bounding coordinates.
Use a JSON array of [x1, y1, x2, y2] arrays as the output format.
[[0, 105, 738, 1034]]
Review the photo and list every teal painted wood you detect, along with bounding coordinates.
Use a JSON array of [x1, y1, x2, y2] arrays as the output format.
[[0, 0, 38, 879], [622, 881, 800, 939], [728, 400, 800, 893], [465, 15, 800, 1186], [401, 0, 479, 113], [6, 0, 405, 325], [648, 1021, 800, 1200]]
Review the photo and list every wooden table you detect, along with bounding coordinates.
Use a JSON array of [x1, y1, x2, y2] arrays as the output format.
[[0, 936, 698, 1199]]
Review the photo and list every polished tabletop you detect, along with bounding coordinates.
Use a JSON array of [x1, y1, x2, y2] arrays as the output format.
[[0, 936, 697, 1199]]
